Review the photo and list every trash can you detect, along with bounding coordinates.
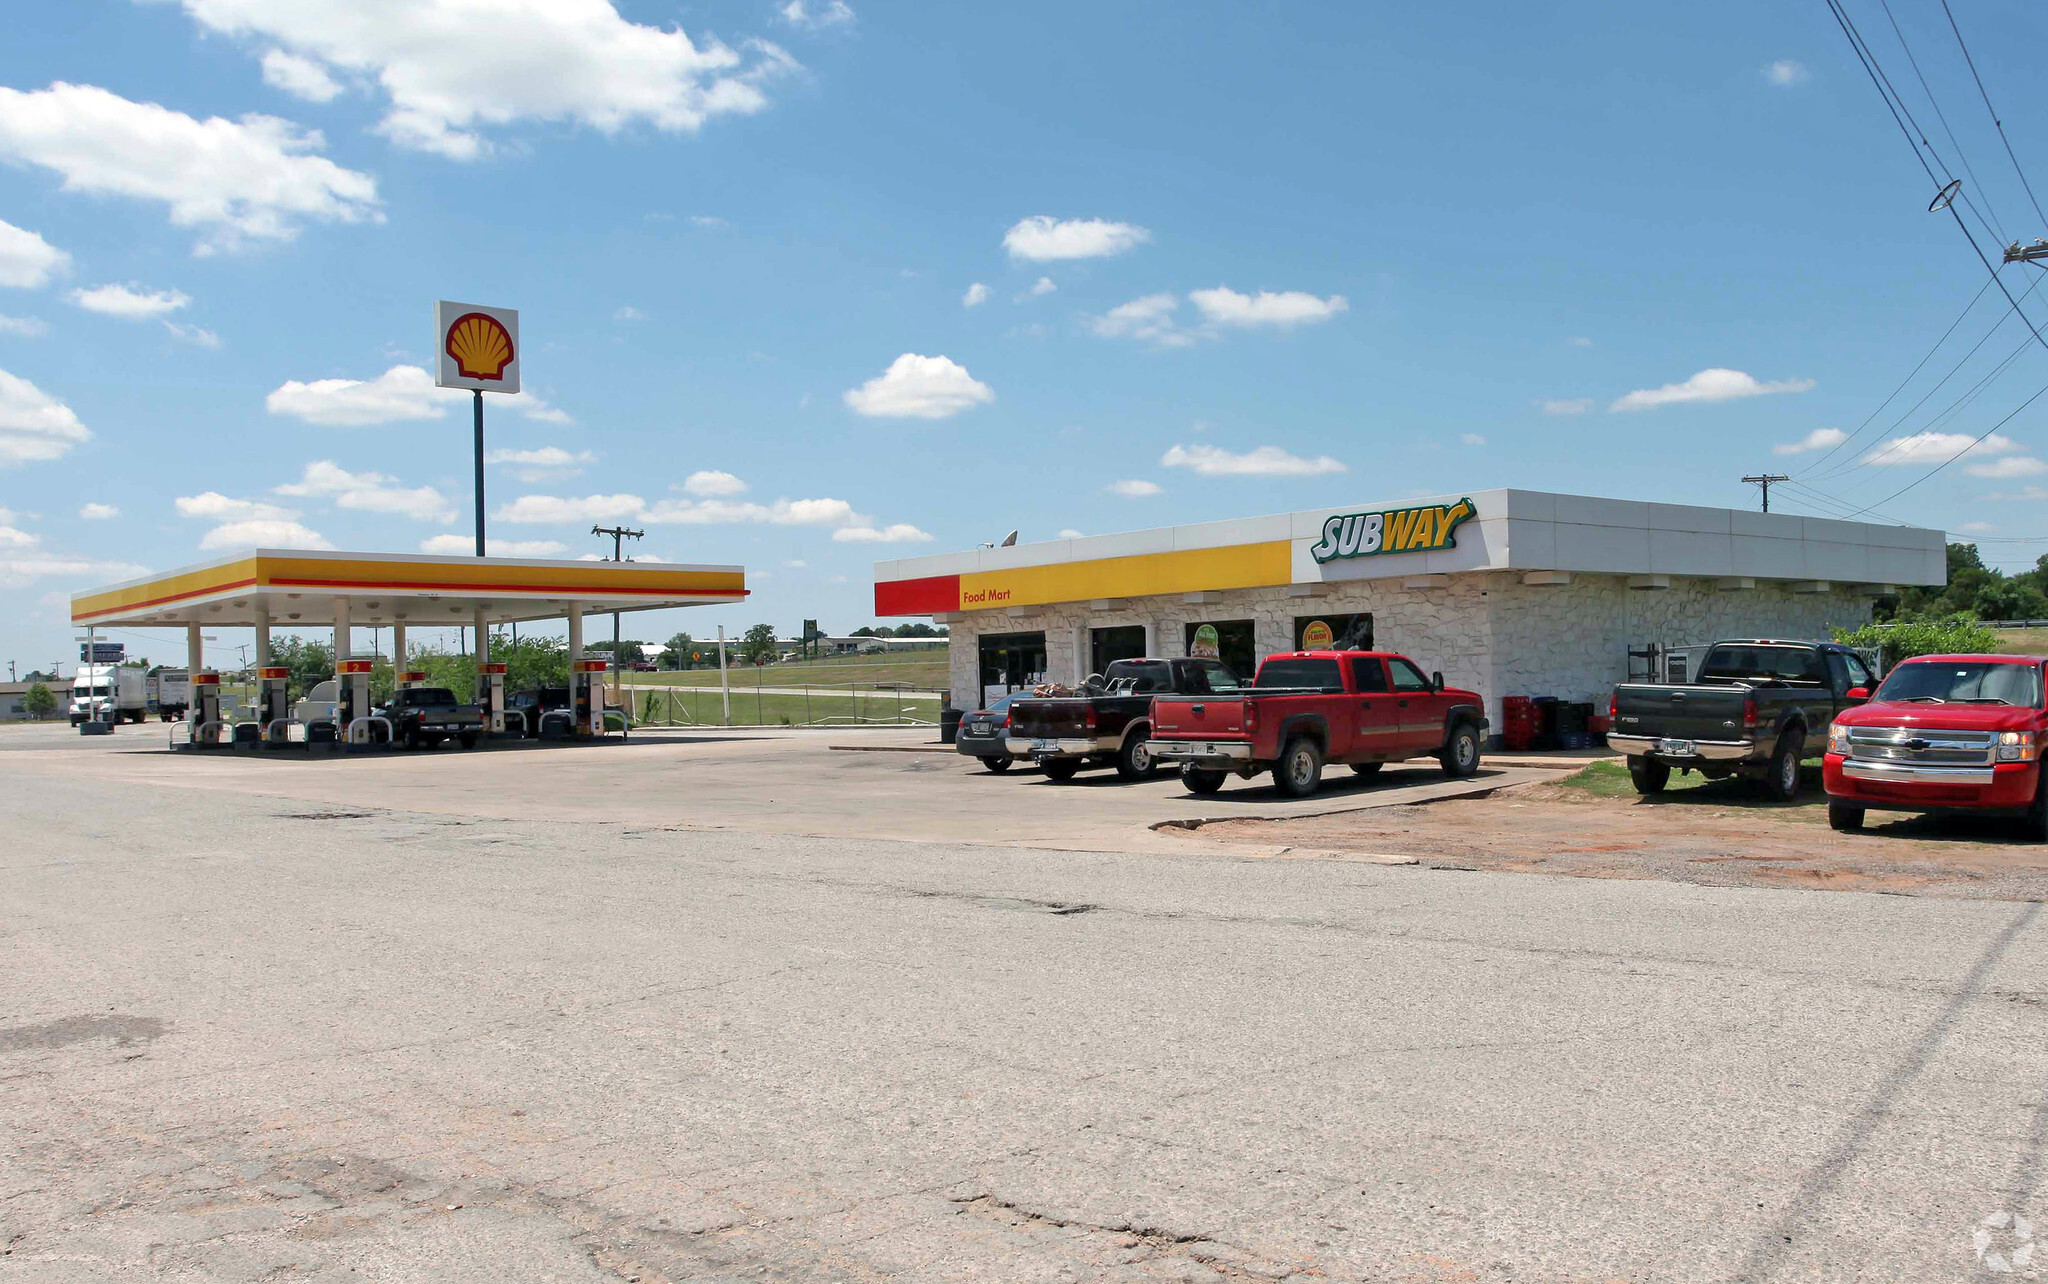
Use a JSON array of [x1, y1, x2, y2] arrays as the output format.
[[940, 707, 963, 745]]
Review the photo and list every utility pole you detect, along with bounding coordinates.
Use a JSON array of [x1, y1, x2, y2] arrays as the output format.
[[2005, 239, 2048, 266], [591, 523, 644, 708], [1741, 473, 1790, 513]]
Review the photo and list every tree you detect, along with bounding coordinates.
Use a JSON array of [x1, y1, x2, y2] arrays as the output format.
[[23, 682, 55, 720], [1833, 613, 2001, 668], [659, 632, 695, 669], [585, 639, 647, 663], [268, 636, 336, 701], [741, 622, 778, 665], [850, 626, 877, 638]]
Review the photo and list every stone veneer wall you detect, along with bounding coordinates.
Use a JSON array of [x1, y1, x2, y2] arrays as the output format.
[[946, 574, 1876, 731]]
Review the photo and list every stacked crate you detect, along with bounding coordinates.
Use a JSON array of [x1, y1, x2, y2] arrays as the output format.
[[1500, 696, 1540, 751]]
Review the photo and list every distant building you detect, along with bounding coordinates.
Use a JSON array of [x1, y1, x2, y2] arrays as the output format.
[[0, 680, 74, 721]]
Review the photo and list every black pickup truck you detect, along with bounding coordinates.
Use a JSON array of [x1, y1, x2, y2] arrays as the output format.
[[1007, 657, 1246, 782], [378, 686, 486, 750], [1608, 639, 1876, 799]]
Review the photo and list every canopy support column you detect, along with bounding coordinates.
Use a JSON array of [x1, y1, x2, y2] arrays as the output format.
[[333, 598, 351, 662], [187, 623, 203, 675], [391, 622, 407, 676], [254, 605, 271, 671]]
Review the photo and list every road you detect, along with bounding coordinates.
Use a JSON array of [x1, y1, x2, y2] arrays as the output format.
[[1, 726, 2043, 1282]]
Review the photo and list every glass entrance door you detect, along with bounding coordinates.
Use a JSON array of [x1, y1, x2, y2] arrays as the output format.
[[977, 631, 1047, 707]]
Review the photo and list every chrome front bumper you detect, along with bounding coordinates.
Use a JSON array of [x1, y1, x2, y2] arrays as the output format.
[[1006, 736, 1114, 758], [1606, 735, 1757, 762], [1149, 740, 1255, 764], [1841, 759, 1996, 786]]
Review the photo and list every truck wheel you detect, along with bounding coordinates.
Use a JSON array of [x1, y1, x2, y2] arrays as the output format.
[[1628, 756, 1670, 795], [1439, 722, 1482, 778], [1351, 761, 1384, 778], [984, 754, 1013, 773], [403, 726, 422, 750], [1115, 732, 1157, 781], [2026, 775, 2048, 843], [1181, 764, 1227, 795], [459, 731, 479, 750], [1764, 727, 1805, 802], [1273, 737, 1324, 798], [1042, 759, 1080, 782], [1828, 799, 1865, 832]]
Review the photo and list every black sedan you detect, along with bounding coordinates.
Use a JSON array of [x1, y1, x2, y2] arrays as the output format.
[[957, 692, 1027, 772]]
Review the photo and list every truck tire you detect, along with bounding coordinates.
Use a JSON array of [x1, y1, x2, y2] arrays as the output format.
[[1828, 799, 1865, 832], [1764, 727, 1805, 802], [1274, 736, 1324, 798], [984, 754, 1013, 773], [1439, 722, 1482, 778], [1042, 758, 1080, 782], [1115, 731, 1158, 781], [2026, 775, 2048, 843], [1628, 756, 1670, 795], [403, 725, 422, 750], [1181, 764, 1227, 795], [458, 731, 478, 749], [1351, 761, 1384, 778]]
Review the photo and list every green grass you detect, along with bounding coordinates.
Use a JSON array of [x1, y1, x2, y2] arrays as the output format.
[[1558, 758, 1827, 812], [621, 650, 949, 691], [1557, 760, 1705, 797], [627, 686, 935, 727]]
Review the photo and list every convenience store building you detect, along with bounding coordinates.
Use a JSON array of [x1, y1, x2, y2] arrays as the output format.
[[872, 488, 1947, 729]]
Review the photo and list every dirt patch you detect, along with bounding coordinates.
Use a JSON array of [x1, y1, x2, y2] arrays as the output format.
[[1176, 767, 2048, 900]]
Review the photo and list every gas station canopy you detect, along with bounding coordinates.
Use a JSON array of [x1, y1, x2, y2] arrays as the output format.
[[71, 548, 748, 629]]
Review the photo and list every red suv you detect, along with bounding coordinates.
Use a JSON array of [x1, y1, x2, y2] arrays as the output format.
[[1822, 652, 2047, 838]]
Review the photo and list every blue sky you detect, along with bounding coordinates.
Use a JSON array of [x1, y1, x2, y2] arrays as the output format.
[[4, 0, 2047, 672]]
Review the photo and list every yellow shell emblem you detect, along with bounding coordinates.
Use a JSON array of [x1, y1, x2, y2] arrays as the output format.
[[445, 312, 515, 382]]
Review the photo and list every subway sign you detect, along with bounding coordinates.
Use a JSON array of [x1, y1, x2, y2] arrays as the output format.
[[1309, 496, 1476, 564]]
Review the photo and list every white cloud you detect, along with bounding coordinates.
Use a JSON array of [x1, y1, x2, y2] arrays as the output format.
[[199, 518, 332, 551], [261, 49, 344, 102], [614, 306, 647, 322], [1057, 528, 1085, 539], [1610, 368, 1815, 411], [266, 364, 568, 426], [1160, 443, 1346, 478], [78, 502, 118, 519], [0, 219, 69, 289], [1765, 60, 1810, 87], [1461, 433, 1486, 446], [689, 214, 726, 228], [163, 322, 222, 348], [1773, 426, 1848, 456], [0, 368, 90, 465], [1539, 397, 1592, 416], [485, 445, 593, 481], [1188, 286, 1348, 328], [1568, 336, 1593, 348], [832, 523, 932, 543], [0, 315, 48, 338], [1003, 216, 1150, 262], [175, 491, 295, 523], [645, 496, 861, 526], [1021, 276, 1056, 299], [0, 551, 149, 589], [421, 533, 564, 556], [274, 459, 456, 522], [495, 493, 646, 524], [779, 0, 855, 29], [962, 282, 990, 308], [69, 283, 189, 319], [166, 0, 798, 162], [1090, 293, 1188, 345], [681, 469, 747, 497], [0, 82, 381, 253], [1106, 478, 1162, 497], [785, 558, 806, 568], [843, 353, 993, 419], [1864, 431, 2018, 466], [1965, 455, 2047, 479]]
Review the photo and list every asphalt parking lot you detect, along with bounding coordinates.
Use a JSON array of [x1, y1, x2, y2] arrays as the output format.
[[4, 723, 2046, 1282]]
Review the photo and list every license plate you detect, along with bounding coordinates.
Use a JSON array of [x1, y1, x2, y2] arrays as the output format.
[[1033, 738, 1057, 751], [1660, 738, 1696, 756]]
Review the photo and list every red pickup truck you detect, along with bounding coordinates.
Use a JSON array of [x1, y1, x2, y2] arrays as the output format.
[[1822, 652, 2048, 838], [1150, 650, 1488, 797]]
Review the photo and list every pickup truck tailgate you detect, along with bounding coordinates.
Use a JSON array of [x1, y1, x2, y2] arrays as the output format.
[[1612, 683, 1748, 743], [1009, 699, 1093, 740], [1151, 694, 1248, 738]]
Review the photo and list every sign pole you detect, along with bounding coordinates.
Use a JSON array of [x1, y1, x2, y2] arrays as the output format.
[[473, 389, 486, 557]]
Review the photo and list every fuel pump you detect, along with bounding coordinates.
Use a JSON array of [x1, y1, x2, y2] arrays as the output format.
[[257, 666, 291, 741], [398, 669, 428, 690], [572, 658, 609, 735], [337, 658, 375, 740], [190, 671, 222, 744], [477, 661, 507, 735]]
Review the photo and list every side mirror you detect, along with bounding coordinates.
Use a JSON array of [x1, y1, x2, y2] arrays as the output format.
[[1846, 687, 1870, 701], [1431, 671, 1445, 692]]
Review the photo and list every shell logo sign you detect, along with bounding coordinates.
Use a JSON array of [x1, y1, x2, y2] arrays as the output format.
[[434, 300, 521, 394], [1309, 496, 1475, 565]]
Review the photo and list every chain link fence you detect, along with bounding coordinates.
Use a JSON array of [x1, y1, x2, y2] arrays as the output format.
[[627, 678, 941, 728]]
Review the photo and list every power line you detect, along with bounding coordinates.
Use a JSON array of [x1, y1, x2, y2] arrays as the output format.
[[1940, 0, 2048, 229], [1878, 0, 2004, 240], [1832, 374, 2048, 519]]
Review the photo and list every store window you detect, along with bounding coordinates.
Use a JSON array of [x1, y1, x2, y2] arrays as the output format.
[[1090, 625, 1147, 676], [1293, 612, 1373, 651], [1184, 619, 1257, 681], [977, 631, 1047, 707]]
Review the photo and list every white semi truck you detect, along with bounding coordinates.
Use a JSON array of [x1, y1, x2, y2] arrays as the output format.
[[149, 668, 191, 721], [70, 665, 149, 724]]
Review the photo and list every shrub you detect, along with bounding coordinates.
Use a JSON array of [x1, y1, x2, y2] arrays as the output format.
[[1832, 613, 2001, 668]]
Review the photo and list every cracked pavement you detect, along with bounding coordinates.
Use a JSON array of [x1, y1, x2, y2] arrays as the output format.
[[3, 734, 2047, 1281]]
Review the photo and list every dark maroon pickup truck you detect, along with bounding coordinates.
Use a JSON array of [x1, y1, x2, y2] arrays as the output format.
[[1150, 650, 1488, 797], [1007, 657, 1245, 782]]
